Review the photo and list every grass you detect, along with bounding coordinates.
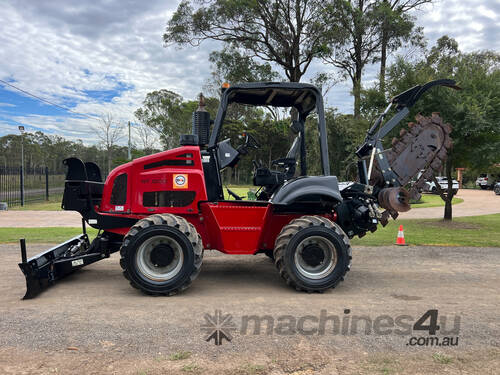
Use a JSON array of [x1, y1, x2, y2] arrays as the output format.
[[169, 351, 192, 361], [224, 186, 255, 200], [238, 363, 266, 374], [0, 227, 99, 244], [181, 363, 201, 373], [10, 196, 63, 211], [351, 213, 500, 247], [411, 194, 463, 208], [432, 353, 453, 364]]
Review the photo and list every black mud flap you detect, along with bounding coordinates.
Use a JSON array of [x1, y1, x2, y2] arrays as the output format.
[[18, 235, 107, 299]]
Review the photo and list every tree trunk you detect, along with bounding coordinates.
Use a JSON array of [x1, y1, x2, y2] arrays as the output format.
[[379, 30, 388, 94], [443, 160, 454, 221], [353, 73, 362, 118], [107, 149, 112, 175], [433, 160, 454, 221]]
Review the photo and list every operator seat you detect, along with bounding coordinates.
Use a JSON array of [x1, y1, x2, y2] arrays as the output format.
[[253, 133, 300, 198]]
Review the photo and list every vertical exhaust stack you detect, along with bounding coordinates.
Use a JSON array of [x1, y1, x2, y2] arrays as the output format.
[[192, 93, 211, 146], [180, 93, 211, 146]]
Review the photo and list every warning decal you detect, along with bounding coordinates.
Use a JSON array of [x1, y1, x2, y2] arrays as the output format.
[[173, 174, 188, 189]]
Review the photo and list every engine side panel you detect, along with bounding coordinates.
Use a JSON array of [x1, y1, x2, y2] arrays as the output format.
[[99, 146, 208, 215]]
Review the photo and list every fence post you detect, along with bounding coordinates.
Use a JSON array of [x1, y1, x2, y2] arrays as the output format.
[[45, 167, 49, 201], [20, 166, 24, 206]]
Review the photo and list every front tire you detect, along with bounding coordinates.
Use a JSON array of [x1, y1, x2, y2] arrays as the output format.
[[274, 216, 351, 292], [494, 186, 500, 195], [120, 214, 203, 296]]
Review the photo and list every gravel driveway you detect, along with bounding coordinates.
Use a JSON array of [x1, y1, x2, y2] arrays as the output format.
[[0, 244, 498, 374], [399, 189, 500, 219]]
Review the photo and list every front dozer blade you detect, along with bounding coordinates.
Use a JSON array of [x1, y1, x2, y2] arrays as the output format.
[[18, 235, 106, 299]]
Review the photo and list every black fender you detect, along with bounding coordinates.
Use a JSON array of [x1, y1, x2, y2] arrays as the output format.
[[270, 176, 342, 205]]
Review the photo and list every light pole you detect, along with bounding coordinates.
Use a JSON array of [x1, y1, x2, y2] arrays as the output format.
[[18, 125, 25, 206], [128, 121, 131, 160]]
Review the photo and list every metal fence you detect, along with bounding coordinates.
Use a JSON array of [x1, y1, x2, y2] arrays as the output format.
[[0, 166, 65, 208]]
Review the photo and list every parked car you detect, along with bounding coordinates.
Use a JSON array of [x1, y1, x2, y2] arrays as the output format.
[[494, 182, 500, 195], [475, 173, 500, 190], [423, 176, 459, 194]]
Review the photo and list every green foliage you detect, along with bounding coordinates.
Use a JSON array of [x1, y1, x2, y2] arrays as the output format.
[[322, 0, 383, 116], [207, 46, 280, 92], [376, 0, 429, 91], [165, 0, 337, 82], [135, 90, 219, 149], [0, 131, 133, 174], [360, 86, 387, 119], [326, 110, 367, 179], [219, 117, 291, 185], [321, 0, 428, 115], [387, 36, 500, 170]]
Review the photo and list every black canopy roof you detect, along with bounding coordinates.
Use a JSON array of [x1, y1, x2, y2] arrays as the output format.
[[224, 82, 321, 115]]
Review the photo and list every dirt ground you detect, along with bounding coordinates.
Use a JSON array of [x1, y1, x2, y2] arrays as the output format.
[[1, 189, 499, 228], [0, 244, 499, 374]]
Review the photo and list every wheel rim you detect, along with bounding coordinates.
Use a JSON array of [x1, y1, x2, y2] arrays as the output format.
[[294, 235, 337, 279], [135, 235, 184, 282]]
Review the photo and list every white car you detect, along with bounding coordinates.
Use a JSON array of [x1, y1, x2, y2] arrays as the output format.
[[423, 176, 459, 194], [475, 173, 500, 190]]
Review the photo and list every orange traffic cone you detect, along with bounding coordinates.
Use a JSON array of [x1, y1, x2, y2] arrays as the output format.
[[395, 225, 408, 246]]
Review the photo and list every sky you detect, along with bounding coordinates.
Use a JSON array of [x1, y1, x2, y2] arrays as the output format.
[[0, 0, 498, 145]]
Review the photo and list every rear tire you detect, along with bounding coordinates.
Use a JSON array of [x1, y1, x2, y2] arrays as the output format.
[[120, 214, 203, 296], [494, 186, 500, 195], [274, 216, 351, 292], [480, 185, 488, 190]]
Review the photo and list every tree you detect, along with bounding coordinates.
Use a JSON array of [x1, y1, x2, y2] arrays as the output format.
[[377, 0, 429, 93], [322, 0, 427, 117], [95, 113, 125, 175], [386, 36, 500, 220], [322, 0, 384, 118], [134, 89, 219, 149], [206, 46, 280, 92], [205, 45, 286, 121], [135, 122, 160, 154], [134, 90, 189, 149], [164, 0, 342, 83]]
